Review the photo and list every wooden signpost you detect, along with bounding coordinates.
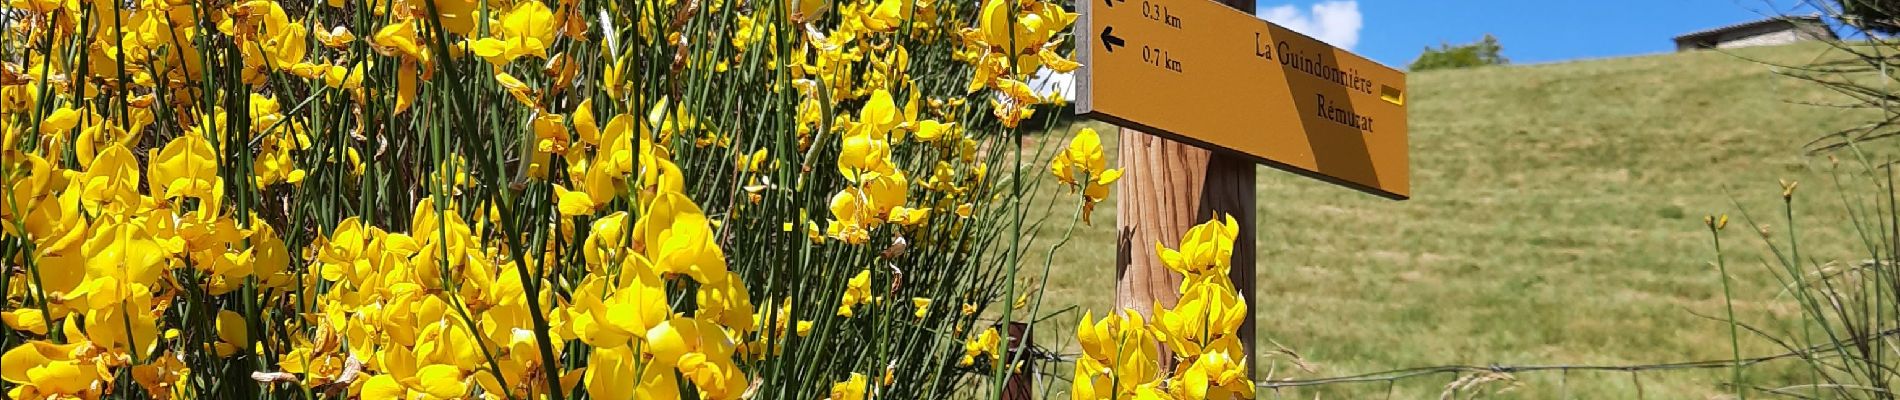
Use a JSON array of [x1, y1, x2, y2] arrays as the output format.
[[1078, 0, 1410, 198], [1075, 0, 1410, 380]]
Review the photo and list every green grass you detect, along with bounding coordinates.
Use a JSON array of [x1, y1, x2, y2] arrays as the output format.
[[1027, 42, 1886, 398]]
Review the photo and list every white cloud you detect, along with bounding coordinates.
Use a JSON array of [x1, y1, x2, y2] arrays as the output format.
[[1027, 68, 1075, 102], [1258, 1, 1362, 50]]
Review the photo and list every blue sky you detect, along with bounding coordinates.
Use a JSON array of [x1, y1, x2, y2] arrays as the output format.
[[1255, 0, 1826, 68]]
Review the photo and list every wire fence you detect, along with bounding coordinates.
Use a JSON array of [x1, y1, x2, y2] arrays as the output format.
[[1016, 312, 1900, 397], [1257, 356, 1775, 390], [1244, 327, 1900, 398], [1006, 328, 1899, 399]]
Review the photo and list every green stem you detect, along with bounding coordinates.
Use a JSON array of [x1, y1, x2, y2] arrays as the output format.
[[1711, 223, 1745, 400]]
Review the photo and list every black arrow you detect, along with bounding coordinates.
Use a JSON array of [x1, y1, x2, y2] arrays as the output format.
[[1100, 26, 1126, 53], [1104, 0, 1123, 7]]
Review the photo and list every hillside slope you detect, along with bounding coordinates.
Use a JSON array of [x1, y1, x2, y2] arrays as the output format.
[[1038, 42, 1876, 398]]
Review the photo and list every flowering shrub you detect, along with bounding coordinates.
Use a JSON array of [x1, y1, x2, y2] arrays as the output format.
[[0, 0, 1088, 399], [1073, 216, 1253, 400]]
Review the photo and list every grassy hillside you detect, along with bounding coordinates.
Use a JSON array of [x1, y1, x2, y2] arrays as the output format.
[[1030, 43, 1881, 398]]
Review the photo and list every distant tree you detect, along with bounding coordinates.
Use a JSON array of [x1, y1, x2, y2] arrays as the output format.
[[1408, 34, 1508, 72], [1834, 0, 1900, 34]]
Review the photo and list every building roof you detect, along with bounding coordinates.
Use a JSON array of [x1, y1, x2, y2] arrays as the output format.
[[1673, 14, 1829, 42]]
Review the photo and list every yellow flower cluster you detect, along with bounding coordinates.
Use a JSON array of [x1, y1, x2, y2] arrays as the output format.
[[0, 0, 1085, 398], [958, 327, 1002, 367], [959, 0, 1080, 128], [0, 111, 296, 398], [1156, 215, 1240, 291], [1073, 216, 1253, 400], [1049, 128, 1122, 224]]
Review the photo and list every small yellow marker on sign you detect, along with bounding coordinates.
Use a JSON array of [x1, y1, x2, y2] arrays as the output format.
[[1078, 0, 1411, 199]]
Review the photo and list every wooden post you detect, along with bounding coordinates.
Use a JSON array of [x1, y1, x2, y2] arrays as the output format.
[[1114, 0, 1257, 378], [1001, 322, 1034, 400], [1115, 132, 1257, 368]]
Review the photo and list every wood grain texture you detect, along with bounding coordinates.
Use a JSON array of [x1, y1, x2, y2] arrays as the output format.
[[1110, 0, 1257, 385], [1114, 129, 1257, 375], [1111, 0, 1258, 380]]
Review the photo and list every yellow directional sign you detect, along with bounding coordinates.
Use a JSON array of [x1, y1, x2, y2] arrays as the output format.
[[1077, 0, 1411, 199]]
